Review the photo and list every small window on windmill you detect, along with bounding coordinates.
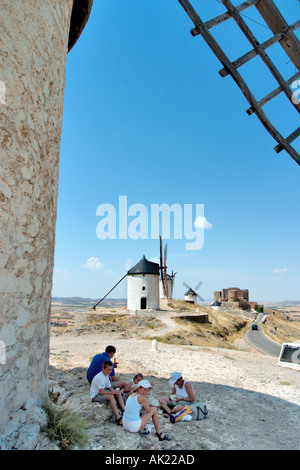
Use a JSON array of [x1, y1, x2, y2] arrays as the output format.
[[142, 286, 145, 290]]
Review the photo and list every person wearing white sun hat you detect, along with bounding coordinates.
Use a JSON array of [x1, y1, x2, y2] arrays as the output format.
[[123, 379, 171, 441], [158, 372, 196, 417]]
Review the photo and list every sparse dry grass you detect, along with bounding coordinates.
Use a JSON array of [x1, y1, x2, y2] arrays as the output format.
[[260, 308, 300, 344], [147, 317, 249, 349], [43, 398, 90, 450]]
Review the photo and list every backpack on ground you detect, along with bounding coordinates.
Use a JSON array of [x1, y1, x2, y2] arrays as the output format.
[[169, 401, 209, 423], [189, 401, 209, 420]]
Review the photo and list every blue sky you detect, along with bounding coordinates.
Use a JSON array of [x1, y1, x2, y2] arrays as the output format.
[[52, 0, 300, 302]]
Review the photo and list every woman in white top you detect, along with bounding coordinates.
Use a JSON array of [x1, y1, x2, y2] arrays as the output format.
[[123, 379, 171, 441], [158, 372, 195, 417]]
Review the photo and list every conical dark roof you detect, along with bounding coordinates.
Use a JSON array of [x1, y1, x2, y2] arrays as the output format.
[[185, 288, 196, 295], [127, 255, 159, 275]]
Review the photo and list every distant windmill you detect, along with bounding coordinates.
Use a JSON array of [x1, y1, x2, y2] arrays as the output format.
[[183, 281, 204, 303], [159, 236, 177, 299]]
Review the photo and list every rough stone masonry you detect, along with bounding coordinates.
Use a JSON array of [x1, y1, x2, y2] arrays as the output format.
[[0, 1, 92, 449]]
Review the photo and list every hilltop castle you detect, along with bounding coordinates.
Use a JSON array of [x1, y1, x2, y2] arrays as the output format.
[[214, 287, 262, 311]]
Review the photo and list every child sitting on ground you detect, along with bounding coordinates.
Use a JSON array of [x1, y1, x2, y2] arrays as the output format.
[[122, 373, 144, 402], [122, 379, 171, 441], [90, 360, 125, 425]]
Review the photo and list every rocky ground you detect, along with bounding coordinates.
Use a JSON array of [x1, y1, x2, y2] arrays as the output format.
[[37, 307, 300, 451]]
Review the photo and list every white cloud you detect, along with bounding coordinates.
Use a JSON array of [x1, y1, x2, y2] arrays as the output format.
[[194, 216, 213, 230], [82, 257, 104, 270], [272, 268, 288, 274]]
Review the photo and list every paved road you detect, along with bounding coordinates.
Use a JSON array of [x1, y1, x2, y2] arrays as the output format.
[[245, 315, 282, 358]]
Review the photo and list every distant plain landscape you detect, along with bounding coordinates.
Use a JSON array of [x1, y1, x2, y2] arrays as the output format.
[[51, 297, 300, 314], [51, 297, 300, 348], [51, 297, 127, 326], [264, 300, 300, 316]]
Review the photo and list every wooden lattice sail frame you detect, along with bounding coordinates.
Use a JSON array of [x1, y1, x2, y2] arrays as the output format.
[[177, 0, 300, 165]]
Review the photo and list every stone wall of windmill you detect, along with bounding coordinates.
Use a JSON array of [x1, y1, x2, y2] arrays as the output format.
[[0, 0, 93, 449]]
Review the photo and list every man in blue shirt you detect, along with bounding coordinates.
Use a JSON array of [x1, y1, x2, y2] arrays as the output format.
[[87, 345, 126, 390]]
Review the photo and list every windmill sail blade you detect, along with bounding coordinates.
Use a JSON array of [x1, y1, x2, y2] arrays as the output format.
[[183, 282, 191, 291], [159, 236, 163, 279], [163, 243, 169, 298], [170, 270, 174, 297], [196, 293, 205, 302], [195, 281, 203, 291], [195, 280, 204, 302], [162, 268, 168, 298], [160, 236, 168, 297]]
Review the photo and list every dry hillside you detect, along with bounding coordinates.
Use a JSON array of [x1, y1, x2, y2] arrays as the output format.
[[51, 299, 300, 353]]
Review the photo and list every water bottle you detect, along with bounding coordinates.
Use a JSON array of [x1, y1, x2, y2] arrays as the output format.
[[141, 421, 154, 434]]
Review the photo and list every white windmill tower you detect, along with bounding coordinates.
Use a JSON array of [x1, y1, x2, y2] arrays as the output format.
[[127, 255, 160, 311]]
